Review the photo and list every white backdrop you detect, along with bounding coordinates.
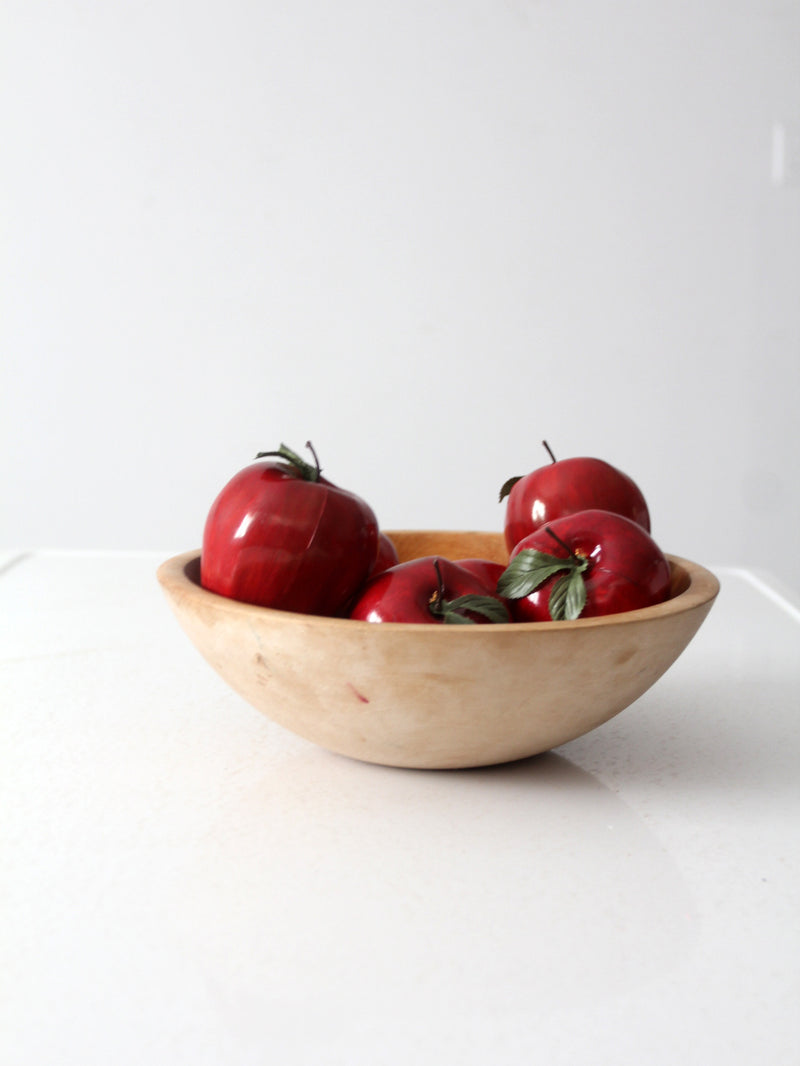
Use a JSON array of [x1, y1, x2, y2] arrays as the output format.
[[3, 1, 799, 592]]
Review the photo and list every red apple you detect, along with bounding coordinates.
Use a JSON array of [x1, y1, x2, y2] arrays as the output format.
[[497, 509, 671, 621], [369, 532, 400, 577], [500, 442, 651, 552], [455, 558, 506, 590], [349, 556, 511, 625]]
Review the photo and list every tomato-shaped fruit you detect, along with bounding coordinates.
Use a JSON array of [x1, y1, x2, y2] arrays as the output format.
[[497, 509, 671, 621], [201, 442, 379, 615]]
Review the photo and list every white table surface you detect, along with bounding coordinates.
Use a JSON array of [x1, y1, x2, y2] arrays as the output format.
[[2, 551, 799, 1066]]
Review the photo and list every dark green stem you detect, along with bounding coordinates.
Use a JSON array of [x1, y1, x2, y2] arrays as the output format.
[[254, 441, 322, 482], [303, 440, 321, 479]]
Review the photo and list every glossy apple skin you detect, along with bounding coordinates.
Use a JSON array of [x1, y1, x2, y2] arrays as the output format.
[[370, 532, 400, 577], [201, 460, 379, 615], [504, 456, 650, 552], [507, 509, 671, 622], [456, 558, 506, 591], [349, 556, 507, 624]]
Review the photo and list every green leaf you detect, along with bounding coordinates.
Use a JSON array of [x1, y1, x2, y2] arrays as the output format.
[[254, 442, 320, 482], [444, 594, 512, 624], [498, 475, 522, 503], [496, 549, 576, 599], [548, 569, 587, 621]]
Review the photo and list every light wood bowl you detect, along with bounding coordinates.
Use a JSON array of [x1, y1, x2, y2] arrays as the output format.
[[157, 530, 719, 769]]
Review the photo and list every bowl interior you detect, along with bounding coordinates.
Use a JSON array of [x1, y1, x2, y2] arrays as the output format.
[[176, 529, 709, 628]]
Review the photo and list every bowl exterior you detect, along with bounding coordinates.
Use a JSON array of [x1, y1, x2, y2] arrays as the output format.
[[157, 531, 719, 769]]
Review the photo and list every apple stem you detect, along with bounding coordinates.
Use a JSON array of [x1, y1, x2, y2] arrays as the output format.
[[542, 440, 557, 464], [428, 559, 511, 624], [430, 558, 445, 612], [304, 440, 322, 480], [543, 525, 578, 560]]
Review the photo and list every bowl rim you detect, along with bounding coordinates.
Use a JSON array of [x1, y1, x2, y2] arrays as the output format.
[[157, 531, 720, 634]]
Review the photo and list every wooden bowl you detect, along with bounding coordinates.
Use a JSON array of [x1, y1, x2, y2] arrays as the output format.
[[157, 531, 719, 769]]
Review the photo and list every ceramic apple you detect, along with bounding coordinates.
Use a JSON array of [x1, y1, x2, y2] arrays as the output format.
[[500, 442, 651, 552], [202, 442, 379, 615], [350, 556, 510, 625], [497, 509, 671, 621]]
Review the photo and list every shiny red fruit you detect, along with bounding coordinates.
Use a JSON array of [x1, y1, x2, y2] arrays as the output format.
[[201, 443, 379, 615], [369, 532, 400, 578], [498, 509, 671, 622], [455, 558, 506, 591], [349, 556, 511, 625], [501, 449, 650, 553]]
